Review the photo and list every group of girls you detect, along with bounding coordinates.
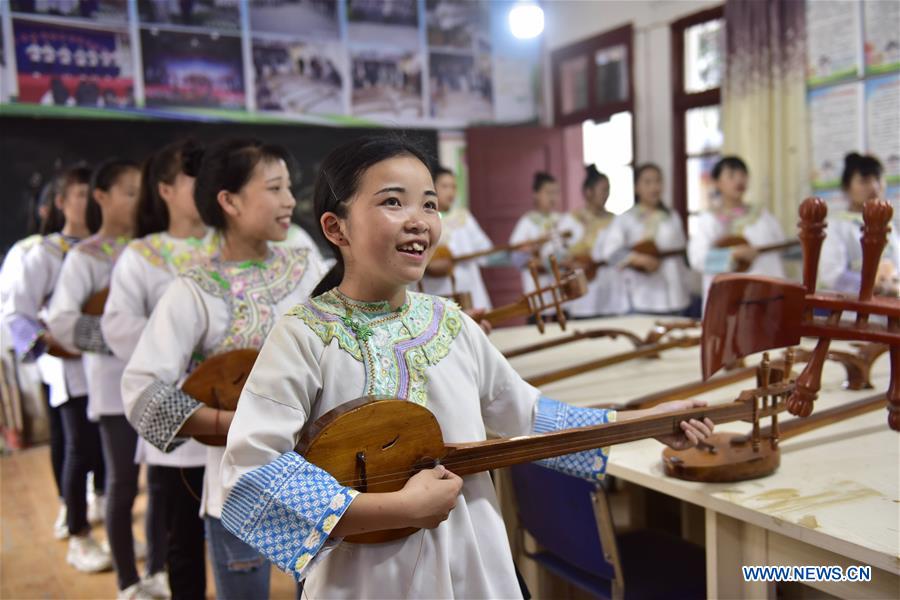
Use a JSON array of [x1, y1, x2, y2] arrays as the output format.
[[429, 151, 896, 321], [3, 133, 717, 599]]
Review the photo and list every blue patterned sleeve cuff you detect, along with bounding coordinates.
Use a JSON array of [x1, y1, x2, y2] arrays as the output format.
[[74, 315, 111, 354], [533, 396, 615, 481], [221, 452, 359, 581], [130, 380, 202, 452], [8, 316, 46, 361]]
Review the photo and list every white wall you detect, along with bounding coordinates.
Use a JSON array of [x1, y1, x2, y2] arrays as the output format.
[[541, 0, 721, 203]]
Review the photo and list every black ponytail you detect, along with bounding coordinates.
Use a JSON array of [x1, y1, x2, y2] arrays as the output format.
[[136, 139, 204, 237], [582, 164, 609, 192], [841, 152, 883, 190], [310, 134, 434, 297]]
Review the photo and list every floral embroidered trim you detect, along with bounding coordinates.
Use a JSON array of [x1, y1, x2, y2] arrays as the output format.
[[8, 316, 46, 361], [73, 315, 110, 354], [130, 379, 202, 453], [74, 235, 130, 263], [40, 233, 74, 259], [534, 397, 615, 481], [131, 231, 220, 273], [221, 452, 358, 581]]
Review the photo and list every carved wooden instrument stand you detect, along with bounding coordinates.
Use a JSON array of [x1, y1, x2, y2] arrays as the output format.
[[702, 197, 900, 431]]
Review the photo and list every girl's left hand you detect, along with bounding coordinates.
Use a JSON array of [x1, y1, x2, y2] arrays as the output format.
[[647, 399, 714, 450]]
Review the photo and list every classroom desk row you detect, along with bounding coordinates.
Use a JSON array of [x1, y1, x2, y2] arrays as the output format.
[[490, 315, 899, 599]]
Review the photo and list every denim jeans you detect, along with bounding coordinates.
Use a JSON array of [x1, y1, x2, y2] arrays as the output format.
[[205, 516, 270, 600]]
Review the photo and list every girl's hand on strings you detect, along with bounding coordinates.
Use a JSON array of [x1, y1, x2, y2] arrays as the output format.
[[647, 399, 715, 450], [401, 465, 463, 529]]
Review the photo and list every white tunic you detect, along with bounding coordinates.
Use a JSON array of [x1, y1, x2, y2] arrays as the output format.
[[599, 207, 691, 314], [419, 208, 494, 309], [47, 235, 130, 420], [4, 234, 87, 405], [121, 245, 325, 519], [103, 230, 220, 467], [219, 290, 613, 599], [567, 208, 629, 317], [687, 206, 787, 311], [508, 211, 583, 311], [819, 210, 900, 293]]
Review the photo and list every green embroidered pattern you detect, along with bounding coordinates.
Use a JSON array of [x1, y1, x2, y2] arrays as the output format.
[[131, 231, 220, 274], [289, 290, 463, 405], [75, 234, 130, 263]]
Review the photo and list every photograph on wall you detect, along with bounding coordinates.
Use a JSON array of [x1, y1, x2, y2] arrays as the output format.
[[347, 0, 419, 50], [491, 54, 537, 123], [12, 18, 135, 108], [253, 38, 344, 116], [864, 0, 900, 75], [137, 0, 240, 31], [809, 82, 863, 188], [351, 48, 422, 118], [428, 51, 492, 121], [425, 0, 490, 51], [141, 28, 244, 109], [249, 0, 339, 40], [806, 0, 861, 86], [865, 73, 900, 184], [10, 0, 128, 25]]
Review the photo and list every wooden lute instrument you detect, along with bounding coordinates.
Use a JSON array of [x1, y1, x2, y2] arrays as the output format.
[[46, 287, 111, 359], [715, 235, 800, 272], [425, 231, 574, 278], [571, 239, 687, 280], [181, 348, 259, 446], [295, 377, 790, 544]]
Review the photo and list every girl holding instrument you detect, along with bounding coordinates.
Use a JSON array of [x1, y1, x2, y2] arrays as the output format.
[[48, 159, 140, 585], [819, 153, 899, 296], [419, 166, 494, 309], [121, 138, 325, 600], [5, 165, 111, 572], [687, 156, 786, 311], [218, 136, 714, 598], [568, 165, 628, 318], [599, 163, 690, 315], [101, 140, 215, 599]]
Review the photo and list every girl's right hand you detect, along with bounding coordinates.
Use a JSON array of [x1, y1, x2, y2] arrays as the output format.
[[400, 465, 463, 529]]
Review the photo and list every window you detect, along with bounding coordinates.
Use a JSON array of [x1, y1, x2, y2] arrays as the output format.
[[552, 24, 634, 127], [671, 7, 724, 233], [583, 111, 634, 214]]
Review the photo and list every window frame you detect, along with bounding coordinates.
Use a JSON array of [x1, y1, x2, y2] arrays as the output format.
[[671, 5, 724, 226]]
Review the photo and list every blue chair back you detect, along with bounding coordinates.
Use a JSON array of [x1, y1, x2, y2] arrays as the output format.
[[509, 463, 616, 580]]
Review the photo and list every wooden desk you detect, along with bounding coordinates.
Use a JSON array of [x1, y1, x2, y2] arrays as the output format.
[[491, 316, 900, 599]]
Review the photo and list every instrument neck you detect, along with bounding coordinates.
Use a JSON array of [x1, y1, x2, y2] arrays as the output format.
[[440, 401, 753, 477]]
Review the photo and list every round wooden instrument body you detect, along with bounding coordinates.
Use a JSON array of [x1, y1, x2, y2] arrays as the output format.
[[715, 235, 753, 272], [82, 288, 110, 316], [296, 397, 447, 544], [662, 432, 780, 482], [425, 245, 454, 277], [182, 349, 259, 446]]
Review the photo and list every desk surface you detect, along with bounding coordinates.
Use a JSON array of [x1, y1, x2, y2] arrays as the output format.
[[491, 316, 900, 575]]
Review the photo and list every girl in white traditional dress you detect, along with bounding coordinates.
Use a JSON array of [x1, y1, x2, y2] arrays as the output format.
[[819, 153, 900, 296], [102, 140, 214, 599], [418, 165, 494, 309], [509, 172, 582, 319], [121, 138, 326, 600], [599, 164, 691, 315], [687, 156, 787, 312], [5, 165, 111, 572], [48, 159, 140, 589], [218, 136, 715, 599]]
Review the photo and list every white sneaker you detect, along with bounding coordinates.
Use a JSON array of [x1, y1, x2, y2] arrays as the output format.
[[117, 580, 154, 600], [141, 571, 171, 599], [87, 491, 106, 524], [53, 504, 68, 540], [67, 534, 112, 573]]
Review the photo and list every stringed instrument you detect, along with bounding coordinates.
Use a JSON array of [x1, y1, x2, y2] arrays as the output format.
[[663, 381, 886, 483], [294, 370, 790, 544], [425, 231, 574, 278], [181, 348, 259, 446], [714, 235, 800, 272], [702, 197, 900, 431], [45, 287, 111, 359], [573, 239, 687, 279]]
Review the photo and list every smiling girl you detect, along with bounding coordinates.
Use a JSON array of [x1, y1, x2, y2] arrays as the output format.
[[121, 138, 326, 599], [218, 136, 714, 598]]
